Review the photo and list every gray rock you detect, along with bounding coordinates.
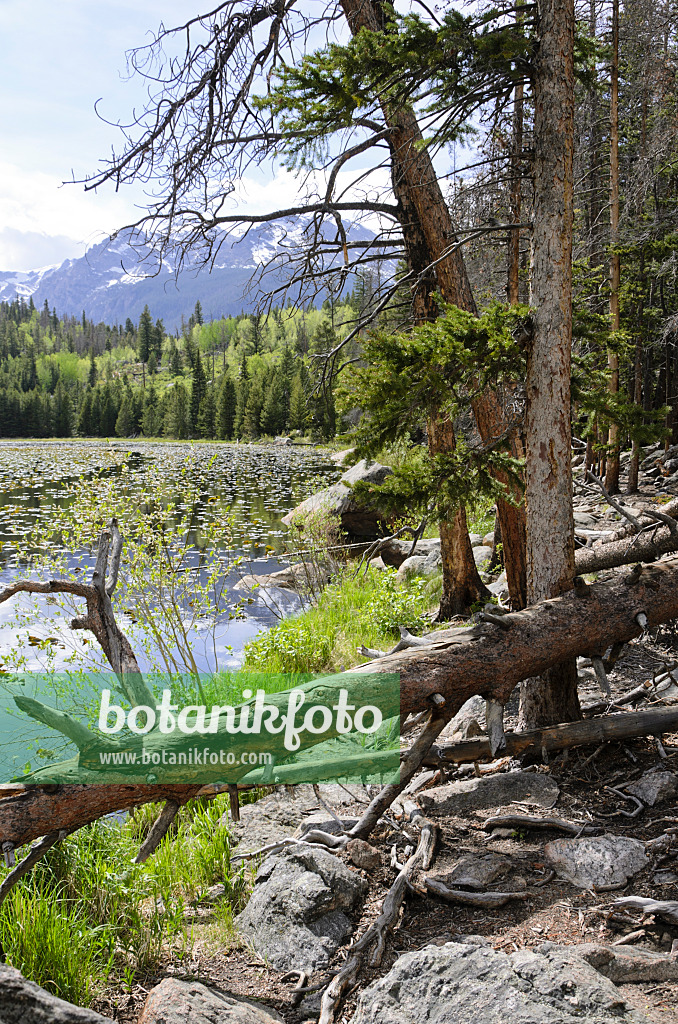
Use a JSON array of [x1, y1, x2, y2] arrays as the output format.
[[438, 695, 486, 741], [428, 852, 511, 891], [544, 942, 678, 984], [348, 940, 649, 1024], [574, 511, 597, 526], [0, 965, 114, 1024], [395, 554, 429, 581], [330, 448, 355, 465], [281, 459, 393, 538], [296, 813, 359, 837], [487, 571, 508, 598], [418, 771, 559, 816], [625, 771, 678, 807], [544, 835, 648, 889], [236, 846, 367, 972], [468, 533, 483, 546], [234, 561, 327, 593], [138, 978, 282, 1024], [472, 545, 493, 567], [346, 839, 382, 871], [482, 531, 495, 547], [379, 538, 440, 568]]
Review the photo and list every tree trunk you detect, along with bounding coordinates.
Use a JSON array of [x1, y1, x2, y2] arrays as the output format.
[[606, 0, 621, 494], [340, 0, 528, 615], [520, 0, 579, 728], [507, 79, 524, 304]]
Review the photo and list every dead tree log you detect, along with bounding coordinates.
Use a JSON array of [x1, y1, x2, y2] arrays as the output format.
[[575, 498, 678, 573], [5, 554, 678, 848]]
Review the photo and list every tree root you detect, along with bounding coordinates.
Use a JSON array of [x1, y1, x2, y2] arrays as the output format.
[[318, 820, 437, 1024]]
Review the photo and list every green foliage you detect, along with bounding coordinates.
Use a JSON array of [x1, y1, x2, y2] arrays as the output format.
[[344, 303, 528, 521], [244, 566, 430, 674], [0, 798, 246, 1005]]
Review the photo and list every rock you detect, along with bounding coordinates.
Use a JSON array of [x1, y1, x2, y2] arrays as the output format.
[[138, 979, 282, 1024], [380, 538, 440, 569], [625, 771, 678, 806], [428, 852, 511, 890], [281, 459, 393, 539], [468, 532, 483, 546], [347, 940, 648, 1024], [273, 436, 292, 446], [0, 965, 114, 1024], [482, 531, 495, 547], [487, 571, 508, 598], [544, 834, 648, 889], [223, 784, 363, 857], [236, 846, 367, 972], [654, 870, 678, 885], [543, 942, 678, 984], [573, 511, 597, 526], [417, 771, 559, 816], [438, 695, 486, 741], [472, 545, 493, 567], [330, 448, 355, 465], [234, 561, 327, 593], [297, 812, 359, 837], [395, 554, 429, 581], [346, 839, 381, 870], [368, 556, 388, 571]]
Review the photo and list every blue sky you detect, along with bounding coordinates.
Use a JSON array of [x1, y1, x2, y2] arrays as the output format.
[[0, 0, 294, 271], [0, 2, 456, 273]]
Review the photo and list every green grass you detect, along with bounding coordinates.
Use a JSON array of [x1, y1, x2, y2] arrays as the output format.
[[243, 565, 432, 673], [0, 795, 247, 1005]]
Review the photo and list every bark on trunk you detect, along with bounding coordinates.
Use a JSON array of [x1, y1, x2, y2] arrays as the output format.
[[522, 0, 578, 727], [507, 80, 524, 304], [606, 0, 621, 494]]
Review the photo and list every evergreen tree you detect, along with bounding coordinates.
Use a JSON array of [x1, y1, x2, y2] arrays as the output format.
[[243, 375, 264, 437], [216, 373, 237, 439], [77, 390, 94, 436], [115, 390, 135, 436], [88, 348, 97, 387], [165, 381, 189, 438], [198, 383, 216, 438], [142, 382, 160, 435], [189, 348, 206, 434], [289, 370, 308, 433], [137, 305, 153, 363], [53, 382, 73, 437], [193, 300, 204, 326]]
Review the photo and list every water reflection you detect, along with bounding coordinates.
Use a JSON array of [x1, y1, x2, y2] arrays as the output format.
[[0, 439, 341, 669]]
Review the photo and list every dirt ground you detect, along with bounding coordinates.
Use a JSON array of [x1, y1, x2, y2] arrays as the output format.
[[95, 602, 678, 1024]]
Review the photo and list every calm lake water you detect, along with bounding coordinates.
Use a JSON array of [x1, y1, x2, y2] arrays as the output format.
[[0, 439, 341, 673]]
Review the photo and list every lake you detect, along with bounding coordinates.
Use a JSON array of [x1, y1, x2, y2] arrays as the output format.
[[0, 439, 341, 674]]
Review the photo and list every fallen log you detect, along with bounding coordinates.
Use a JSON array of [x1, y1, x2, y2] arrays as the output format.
[[423, 706, 678, 766], [6, 546, 678, 847], [575, 499, 678, 573]]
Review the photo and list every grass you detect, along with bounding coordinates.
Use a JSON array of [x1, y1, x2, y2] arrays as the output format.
[[0, 795, 248, 1006], [243, 565, 432, 673]]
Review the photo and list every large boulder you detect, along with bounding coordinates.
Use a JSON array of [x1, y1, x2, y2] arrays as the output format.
[[348, 940, 650, 1024], [138, 979, 282, 1024], [281, 459, 393, 538], [236, 845, 367, 972], [0, 965, 114, 1024]]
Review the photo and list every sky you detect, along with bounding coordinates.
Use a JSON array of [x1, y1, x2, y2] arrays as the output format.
[[0, 0, 346, 272]]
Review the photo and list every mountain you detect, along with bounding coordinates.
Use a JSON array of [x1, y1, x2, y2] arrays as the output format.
[[0, 221, 377, 327]]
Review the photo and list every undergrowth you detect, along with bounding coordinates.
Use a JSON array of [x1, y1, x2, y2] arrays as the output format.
[[243, 565, 431, 673], [0, 795, 247, 1006]]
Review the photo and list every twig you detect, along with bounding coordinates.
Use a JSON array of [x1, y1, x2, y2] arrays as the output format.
[[133, 801, 181, 865], [0, 829, 75, 910]]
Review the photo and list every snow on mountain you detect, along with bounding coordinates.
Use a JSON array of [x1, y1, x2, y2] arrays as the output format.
[[0, 220, 378, 327]]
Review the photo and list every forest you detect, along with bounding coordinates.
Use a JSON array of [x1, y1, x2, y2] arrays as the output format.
[[3, 2, 678, 1023], [0, 292, 358, 441]]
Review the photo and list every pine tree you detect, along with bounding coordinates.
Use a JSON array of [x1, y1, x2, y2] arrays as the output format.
[[88, 348, 97, 387], [115, 390, 135, 436], [189, 349, 206, 434], [53, 382, 73, 437], [77, 390, 94, 437], [137, 305, 153, 363], [217, 373, 237, 439], [261, 375, 285, 436], [198, 383, 216, 438], [165, 381, 189, 438], [193, 300, 204, 326], [142, 382, 159, 435], [288, 370, 308, 433], [243, 375, 264, 437]]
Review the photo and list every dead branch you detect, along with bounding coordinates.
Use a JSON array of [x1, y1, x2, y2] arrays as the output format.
[[482, 814, 599, 835], [318, 820, 437, 1024], [0, 829, 76, 911], [613, 897, 678, 926], [133, 800, 181, 864]]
